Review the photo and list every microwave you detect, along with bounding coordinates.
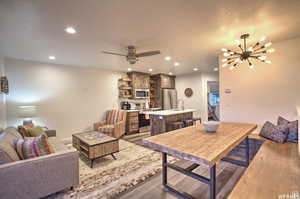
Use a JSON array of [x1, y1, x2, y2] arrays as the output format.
[[134, 89, 150, 99]]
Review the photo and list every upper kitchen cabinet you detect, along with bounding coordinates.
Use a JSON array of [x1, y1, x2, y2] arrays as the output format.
[[160, 74, 175, 89], [150, 74, 176, 108], [128, 72, 150, 89]]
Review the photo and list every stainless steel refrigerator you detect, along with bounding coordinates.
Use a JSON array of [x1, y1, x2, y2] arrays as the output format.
[[162, 89, 178, 110]]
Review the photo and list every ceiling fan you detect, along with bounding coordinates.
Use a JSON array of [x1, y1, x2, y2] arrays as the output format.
[[102, 45, 161, 64]]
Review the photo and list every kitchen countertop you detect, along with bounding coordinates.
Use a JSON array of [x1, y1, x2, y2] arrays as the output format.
[[141, 109, 196, 116], [126, 110, 140, 112], [125, 108, 162, 113]]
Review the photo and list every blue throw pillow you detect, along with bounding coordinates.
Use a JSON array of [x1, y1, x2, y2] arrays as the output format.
[[277, 116, 298, 143], [259, 121, 289, 143]]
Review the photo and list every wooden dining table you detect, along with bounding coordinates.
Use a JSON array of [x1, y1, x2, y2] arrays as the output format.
[[143, 122, 257, 199]]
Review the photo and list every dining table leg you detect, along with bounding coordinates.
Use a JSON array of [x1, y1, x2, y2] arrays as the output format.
[[245, 136, 250, 166], [162, 152, 217, 199], [162, 152, 167, 186], [209, 164, 216, 199]]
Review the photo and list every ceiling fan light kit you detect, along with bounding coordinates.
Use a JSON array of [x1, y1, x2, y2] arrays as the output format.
[[221, 34, 275, 70], [102, 45, 161, 65]]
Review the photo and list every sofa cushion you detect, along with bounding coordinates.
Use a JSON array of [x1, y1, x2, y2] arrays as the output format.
[[48, 137, 68, 152], [277, 116, 298, 143], [14, 134, 54, 160], [4, 127, 22, 139], [26, 126, 45, 137], [259, 121, 289, 143], [0, 132, 21, 164]]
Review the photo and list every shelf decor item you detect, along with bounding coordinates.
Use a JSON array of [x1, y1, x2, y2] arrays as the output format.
[[118, 76, 133, 98], [0, 76, 9, 94], [221, 34, 275, 70]]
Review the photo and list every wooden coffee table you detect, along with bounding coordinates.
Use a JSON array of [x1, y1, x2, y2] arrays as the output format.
[[72, 131, 119, 168]]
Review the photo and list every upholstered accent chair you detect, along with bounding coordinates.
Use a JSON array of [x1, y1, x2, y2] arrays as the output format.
[[94, 110, 127, 138]]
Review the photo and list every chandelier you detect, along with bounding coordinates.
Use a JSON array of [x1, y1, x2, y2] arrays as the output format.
[[221, 34, 275, 70]]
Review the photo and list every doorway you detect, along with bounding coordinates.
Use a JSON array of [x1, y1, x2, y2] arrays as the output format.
[[207, 81, 219, 121]]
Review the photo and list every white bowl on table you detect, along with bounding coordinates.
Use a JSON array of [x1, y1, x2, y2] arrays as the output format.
[[203, 121, 220, 133]]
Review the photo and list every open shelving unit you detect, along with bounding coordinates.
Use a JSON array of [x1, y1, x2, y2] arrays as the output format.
[[118, 77, 133, 99]]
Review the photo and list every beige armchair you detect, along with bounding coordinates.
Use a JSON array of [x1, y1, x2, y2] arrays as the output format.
[[94, 110, 127, 138]]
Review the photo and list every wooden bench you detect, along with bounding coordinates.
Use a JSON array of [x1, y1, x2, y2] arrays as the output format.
[[228, 134, 300, 199]]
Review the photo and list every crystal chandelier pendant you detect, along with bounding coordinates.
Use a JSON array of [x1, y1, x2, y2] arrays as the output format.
[[221, 34, 275, 70]]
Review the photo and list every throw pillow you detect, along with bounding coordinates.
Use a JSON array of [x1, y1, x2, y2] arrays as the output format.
[[259, 121, 289, 143], [278, 116, 298, 143], [0, 132, 21, 164], [18, 126, 31, 137], [5, 127, 23, 139], [26, 126, 45, 137], [13, 134, 54, 160]]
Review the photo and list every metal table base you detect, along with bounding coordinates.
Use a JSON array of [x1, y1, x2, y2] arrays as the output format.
[[161, 136, 250, 199]]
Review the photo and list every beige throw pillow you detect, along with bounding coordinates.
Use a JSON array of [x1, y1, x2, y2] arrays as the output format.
[[0, 132, 21, 164]]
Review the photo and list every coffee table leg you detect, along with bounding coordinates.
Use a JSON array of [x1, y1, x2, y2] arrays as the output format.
[[111, 153, 117, 160], [210, 164, 216, 199], [91, 159, 94, 168]]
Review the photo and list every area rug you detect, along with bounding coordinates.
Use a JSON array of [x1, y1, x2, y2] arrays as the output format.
[[45, 139, 176, 199]]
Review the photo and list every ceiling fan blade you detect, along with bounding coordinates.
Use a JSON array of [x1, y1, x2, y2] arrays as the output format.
[[102, 51, 127, 56], [136, 50, 161, 57]]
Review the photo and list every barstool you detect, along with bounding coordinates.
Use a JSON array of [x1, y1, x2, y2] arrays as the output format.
[[193, 117, 202, 125], [183, 119, 194, 127], [167, 121, 184, 131], [192, 110, 202, 125]]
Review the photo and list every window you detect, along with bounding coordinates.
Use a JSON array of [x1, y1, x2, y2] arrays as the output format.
[[209, 93, 220, 106]]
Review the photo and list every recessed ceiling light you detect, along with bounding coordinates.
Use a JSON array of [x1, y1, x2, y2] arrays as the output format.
[[165, 56, 171, 61], [148, 68, 153, 72], [214, 67, 219, 71], [65, 27, 77, 34], [127, 68, 132, 71], [48, 56, 56, 60], [168, 72, 173, 75], [193, 68, 198, 71], [174, 62, 180, 66]]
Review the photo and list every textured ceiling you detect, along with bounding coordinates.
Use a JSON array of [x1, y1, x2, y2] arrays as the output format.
[[0, 0, 300, 75]]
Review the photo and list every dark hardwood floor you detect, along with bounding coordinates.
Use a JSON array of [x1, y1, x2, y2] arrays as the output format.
[[122, 131, 151, 146], [117, 159, 245, 199]]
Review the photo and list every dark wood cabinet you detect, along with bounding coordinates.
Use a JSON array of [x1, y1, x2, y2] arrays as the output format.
[[123, 72, 175, 108], [128, 72, 150, 89], [126, 111, 139, 134], [160, 74, 175, 89]]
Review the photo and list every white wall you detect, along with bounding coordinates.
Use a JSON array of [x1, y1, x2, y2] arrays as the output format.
[[176, 72, 219, 121], [220, 37, 300, 125], [0, 57, 7, 127], [5, 58, 123, 139]]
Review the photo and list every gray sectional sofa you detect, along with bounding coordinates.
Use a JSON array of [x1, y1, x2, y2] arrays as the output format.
[[0, 127, 79, 199]]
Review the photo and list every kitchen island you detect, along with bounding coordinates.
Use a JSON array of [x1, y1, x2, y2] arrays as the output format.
[[141, 109, 196, 136]]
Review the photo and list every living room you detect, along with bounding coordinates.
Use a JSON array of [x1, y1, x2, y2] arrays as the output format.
[[0, 1, 299, 199]]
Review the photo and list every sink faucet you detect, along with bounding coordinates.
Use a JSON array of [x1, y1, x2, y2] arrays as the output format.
[[177, 99, 184, 110]]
